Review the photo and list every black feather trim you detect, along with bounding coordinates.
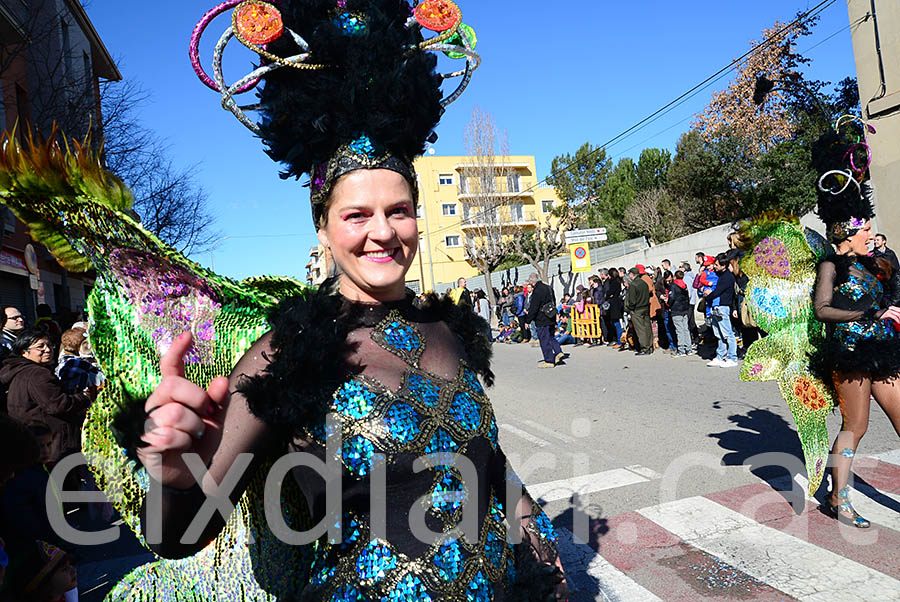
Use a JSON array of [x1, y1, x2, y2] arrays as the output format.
[[238, 280, 495, 436], [416, 291, 494, 387], [811, 131, 875, 226], [237, 278, 365, 436], [257, 0, 443, 181], [823, 252, 884, 283], [809, 335, 900, 382]]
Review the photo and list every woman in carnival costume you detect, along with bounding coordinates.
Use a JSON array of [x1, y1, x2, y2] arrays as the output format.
[[738, 115, 900, 530], [808, 124, 900, 528], [0, 0, 566, 600]]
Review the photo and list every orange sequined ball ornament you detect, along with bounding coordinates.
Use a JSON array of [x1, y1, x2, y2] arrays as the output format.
[[235, 1, 284, 45], [415, 0, 462, 32]]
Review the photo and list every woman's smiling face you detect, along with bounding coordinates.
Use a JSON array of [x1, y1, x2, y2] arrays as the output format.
[[318, 169, 418, 303]]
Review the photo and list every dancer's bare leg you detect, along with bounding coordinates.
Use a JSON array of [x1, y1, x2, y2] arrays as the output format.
[[871, 376, 900, 438], [829, 371, 871, 512]]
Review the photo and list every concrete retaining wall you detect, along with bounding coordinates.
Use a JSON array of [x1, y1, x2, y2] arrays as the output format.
[[455, 212, 829, 300]]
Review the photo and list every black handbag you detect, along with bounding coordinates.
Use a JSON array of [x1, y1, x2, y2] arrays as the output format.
[[540, 301, 557, 320]]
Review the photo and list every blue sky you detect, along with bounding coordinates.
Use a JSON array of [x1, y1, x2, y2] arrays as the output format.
[[86, 0, 857, 280]]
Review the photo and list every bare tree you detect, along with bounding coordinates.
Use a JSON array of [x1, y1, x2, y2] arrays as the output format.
[[461, 107, 515, 307], [622, 187, 686, 245], [100, 80, 219, 255], [1, 2, 217, 255], [512, 204, 575, 282]]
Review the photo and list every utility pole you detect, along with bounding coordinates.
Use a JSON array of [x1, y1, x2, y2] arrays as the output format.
[[847, 0, 900, 240]]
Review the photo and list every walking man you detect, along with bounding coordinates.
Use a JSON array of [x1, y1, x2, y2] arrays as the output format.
[[525, 273, 564, 367], [624, 267, 653, 355]]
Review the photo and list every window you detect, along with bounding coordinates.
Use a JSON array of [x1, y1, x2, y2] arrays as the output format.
[[445, 235, 461, 247], [459, 176, 469, 194], [507, 173, 520, 193], [442, 203, 457, 216], [438, 173, 454, 186], [542, 200, 554, 214], [83, 51, 92, 94], [510, 204, 524, 222]]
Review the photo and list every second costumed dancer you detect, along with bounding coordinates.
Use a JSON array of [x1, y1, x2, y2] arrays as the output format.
[[739, 115, 900, 528]]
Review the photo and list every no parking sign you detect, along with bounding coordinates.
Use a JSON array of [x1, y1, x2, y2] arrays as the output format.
[[569, 243, 591, 273]]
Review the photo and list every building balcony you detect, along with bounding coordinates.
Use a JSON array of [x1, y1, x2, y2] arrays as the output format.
[[457, 187, 534, 199]]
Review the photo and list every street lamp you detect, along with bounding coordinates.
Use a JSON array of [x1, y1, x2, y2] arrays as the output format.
[[209, 236, 231, 271]]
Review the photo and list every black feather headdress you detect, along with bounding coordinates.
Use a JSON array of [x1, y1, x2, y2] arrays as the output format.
[[811, 126, 875, 243], [190, 0, 480, 224]]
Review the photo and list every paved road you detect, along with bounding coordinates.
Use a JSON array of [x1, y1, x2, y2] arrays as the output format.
[[73, 339, 900, 600], [488, 341, 900, 601]]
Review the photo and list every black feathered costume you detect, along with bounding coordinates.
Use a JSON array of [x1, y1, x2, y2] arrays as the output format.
[[808, 128, 900, 382], [183, 0, 563, 599]]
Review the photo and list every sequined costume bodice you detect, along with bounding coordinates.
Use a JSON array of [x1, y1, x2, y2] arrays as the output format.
[[815, 259, 898, 350], [280, 300, 558, 601]]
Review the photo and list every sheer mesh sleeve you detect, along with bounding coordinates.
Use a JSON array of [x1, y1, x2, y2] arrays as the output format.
[[142, 333, 279, 558], [813, 261, 867, 323], [502, 459, 567, 599]]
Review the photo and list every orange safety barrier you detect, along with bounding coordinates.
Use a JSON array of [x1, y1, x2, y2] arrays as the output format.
[[571, 304, 603, 340]]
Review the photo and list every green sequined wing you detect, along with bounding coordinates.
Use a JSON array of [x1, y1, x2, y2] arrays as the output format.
[[0, 132, 314, 600], [738, 215, 834, 496]]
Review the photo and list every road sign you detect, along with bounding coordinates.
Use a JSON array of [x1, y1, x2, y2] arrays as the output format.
[[568, 227, 607, 236], [565, 233, 609, 244], [565, 228, 608, 244], [569, 243, 592, 273]]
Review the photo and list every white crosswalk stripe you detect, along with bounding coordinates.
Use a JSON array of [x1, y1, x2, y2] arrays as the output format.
[[556, 528, 663, 602], [499, 423, 552, 447], [869, 448, 900, 467], [637, 495, 900, 602], [529, 467, 661, 502]]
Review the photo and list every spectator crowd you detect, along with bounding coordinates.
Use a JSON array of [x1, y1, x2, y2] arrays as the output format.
[[444, 243, 765, 371], [1, 304, 105, 602]]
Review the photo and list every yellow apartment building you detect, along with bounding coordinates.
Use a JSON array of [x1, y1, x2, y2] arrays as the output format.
[[409, 155, 562, 293]]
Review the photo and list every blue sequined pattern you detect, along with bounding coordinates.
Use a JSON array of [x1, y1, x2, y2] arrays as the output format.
[[430, 469, 467, 514], [334, 380, 377, 419], [406, 373, 441, 407], [433, 538, 465, 582], [342, 435, 375, 476], [383, 573, 433, 602], [449, 391, 482, 431], [466, 571, 493, 602], [383, 403, 421, 444], [299, 311, 560, 600], [384, 321, 420, 350], [356, 540, 397, 582]]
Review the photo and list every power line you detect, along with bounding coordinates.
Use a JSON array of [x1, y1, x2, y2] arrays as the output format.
[[423, 0, 839, 241]]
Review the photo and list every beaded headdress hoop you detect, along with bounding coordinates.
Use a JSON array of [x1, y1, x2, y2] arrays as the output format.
[[190, 0, 480, 224], [812, 115, 877, 244]]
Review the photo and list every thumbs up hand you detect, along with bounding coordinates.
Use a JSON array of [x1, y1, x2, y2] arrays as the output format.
[[137, 331, 228, 489]]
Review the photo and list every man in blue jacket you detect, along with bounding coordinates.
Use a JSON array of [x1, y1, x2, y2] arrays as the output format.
[[704, 253, 738, 367]]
